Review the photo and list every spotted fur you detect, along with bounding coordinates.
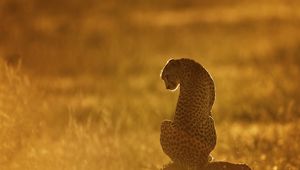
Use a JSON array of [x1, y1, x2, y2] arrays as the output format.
[[160, 58, 217, 169]]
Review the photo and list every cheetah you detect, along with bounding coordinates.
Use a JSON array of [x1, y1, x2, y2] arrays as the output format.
[[160, 58, 217, 169]]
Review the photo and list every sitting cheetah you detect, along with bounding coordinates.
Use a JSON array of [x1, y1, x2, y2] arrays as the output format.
[[160, 58, 217, 169]]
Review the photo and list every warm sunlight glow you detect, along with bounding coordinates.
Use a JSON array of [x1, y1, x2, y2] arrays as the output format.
[[0, 0, 299, 169]]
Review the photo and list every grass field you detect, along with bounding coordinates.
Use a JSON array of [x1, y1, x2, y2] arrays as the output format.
[[1, 0, 300, 169]]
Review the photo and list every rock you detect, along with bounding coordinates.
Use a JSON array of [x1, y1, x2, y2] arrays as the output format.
[[162, 161, 251, 170]]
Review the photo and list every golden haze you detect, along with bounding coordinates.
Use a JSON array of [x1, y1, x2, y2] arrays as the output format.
[[0, 0, 300, 169]]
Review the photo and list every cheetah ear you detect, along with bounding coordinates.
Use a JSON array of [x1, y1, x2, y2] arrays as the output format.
[[168, 58, 181, 68], [167, 58, 175, 63]]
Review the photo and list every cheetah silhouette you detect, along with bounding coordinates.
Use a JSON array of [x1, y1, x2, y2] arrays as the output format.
[[160, 58, 251, 170]]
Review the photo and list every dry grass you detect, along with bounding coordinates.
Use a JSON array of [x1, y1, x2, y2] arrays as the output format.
[[1, 0, 300, 169]]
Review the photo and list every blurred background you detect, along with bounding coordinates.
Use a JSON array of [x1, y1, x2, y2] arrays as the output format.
[[0, 0, 300, 169]]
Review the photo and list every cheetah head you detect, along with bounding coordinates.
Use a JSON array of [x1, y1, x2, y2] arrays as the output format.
[[160, 59, 181, 91]]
